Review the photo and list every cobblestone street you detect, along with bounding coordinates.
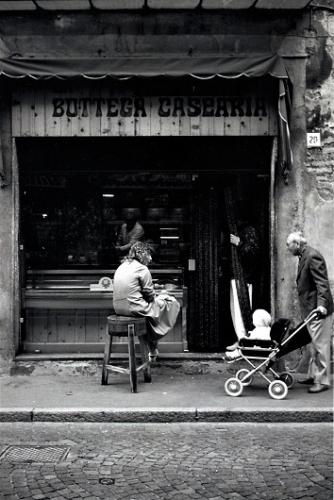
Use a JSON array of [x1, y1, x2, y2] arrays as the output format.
[[0, 423, 332, 500]]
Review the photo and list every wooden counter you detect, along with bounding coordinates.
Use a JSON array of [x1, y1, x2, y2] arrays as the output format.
[[22, 270, 187, 354]]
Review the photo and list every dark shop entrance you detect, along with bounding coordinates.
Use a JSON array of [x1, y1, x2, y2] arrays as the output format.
[[18, 137, 271, 354]]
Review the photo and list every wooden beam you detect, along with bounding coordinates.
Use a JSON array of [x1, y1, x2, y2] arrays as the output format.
[[202, 0, 255, 8]]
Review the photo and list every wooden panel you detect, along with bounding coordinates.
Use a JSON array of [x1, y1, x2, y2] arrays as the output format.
[[13, 89, 277, 137], [75, 310, 86, 343], [46, 310, 59, 343], [251, 115, 269, 136], [55, 309, 72, 343], [22, 341, 184, 353], [24, 307, 183, 347], [12, 96, 22, 137], [30, 309, 48, 343], [98, 311, 107, 342], [84, 310, 97, 343]]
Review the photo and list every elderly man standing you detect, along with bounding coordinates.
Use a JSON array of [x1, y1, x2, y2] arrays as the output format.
[[286, 232, 333, 393]]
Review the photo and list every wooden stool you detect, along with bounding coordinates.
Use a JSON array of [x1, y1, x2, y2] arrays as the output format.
[[101, 315, 151, 393]]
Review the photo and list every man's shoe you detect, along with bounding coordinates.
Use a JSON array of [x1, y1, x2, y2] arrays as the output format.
[[308, 383, 329, 394], [297, 378, 314, 385]]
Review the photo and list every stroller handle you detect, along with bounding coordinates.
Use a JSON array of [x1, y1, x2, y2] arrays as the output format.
[[304, 309, 321, 322], [280, 310, 319, 349]]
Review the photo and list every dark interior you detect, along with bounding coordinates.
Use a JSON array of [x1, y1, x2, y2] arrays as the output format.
[[18, 137, 271, 350]]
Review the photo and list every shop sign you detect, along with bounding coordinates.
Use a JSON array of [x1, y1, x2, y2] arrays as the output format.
[[51, 96, 268, 119], [12, 89, 276, 137]]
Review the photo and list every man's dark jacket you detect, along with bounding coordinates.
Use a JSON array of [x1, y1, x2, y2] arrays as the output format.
[[297, 246, 334, 319]]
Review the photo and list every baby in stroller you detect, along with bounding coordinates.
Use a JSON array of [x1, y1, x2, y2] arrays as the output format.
[[223, 309, 316, 399], [225, 309, 272, 360]]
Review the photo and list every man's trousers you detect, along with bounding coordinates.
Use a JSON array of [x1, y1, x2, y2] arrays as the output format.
[[306, 313, 333, 386]]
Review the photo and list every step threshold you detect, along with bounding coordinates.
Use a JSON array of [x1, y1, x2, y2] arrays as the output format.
[[15, 352, 224, 362]]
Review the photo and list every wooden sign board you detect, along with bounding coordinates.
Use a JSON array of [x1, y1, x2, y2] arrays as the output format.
[[12, 88, 277, 137]]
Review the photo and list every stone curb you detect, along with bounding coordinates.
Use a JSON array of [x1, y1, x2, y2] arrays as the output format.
[[0, 409, 33, 422], [0, 407, 332, 423], [195, 409, 333, 423]]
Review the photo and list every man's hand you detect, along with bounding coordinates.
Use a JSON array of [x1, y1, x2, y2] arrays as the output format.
[[230, 234, 241, 247], [315, 306, 327, 317]]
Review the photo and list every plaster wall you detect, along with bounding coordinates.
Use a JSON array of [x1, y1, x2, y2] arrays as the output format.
[[0, 89, 16, 372], [275, 56, 308, 322], [276, 6, 334, 330], [304, 7, 334, 291]]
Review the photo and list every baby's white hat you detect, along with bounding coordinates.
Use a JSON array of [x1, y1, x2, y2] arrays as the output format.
[[252, 309, 272, 327]]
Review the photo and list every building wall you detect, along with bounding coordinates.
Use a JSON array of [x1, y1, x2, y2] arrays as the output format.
[[0, 8, 332, 366], [0, 88, 17, 372], [305, 5, 334, 282], [276, 4, 334, 330]]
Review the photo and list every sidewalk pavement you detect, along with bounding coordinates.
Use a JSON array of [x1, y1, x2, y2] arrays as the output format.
[[0, 359, 332, 423]]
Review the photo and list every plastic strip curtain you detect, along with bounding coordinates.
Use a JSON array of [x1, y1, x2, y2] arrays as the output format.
[[278, 78, 293, 184], [224, 186, 253, 334]]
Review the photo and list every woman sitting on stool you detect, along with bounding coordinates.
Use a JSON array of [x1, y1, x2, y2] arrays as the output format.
[[113, 242, 180, 360]]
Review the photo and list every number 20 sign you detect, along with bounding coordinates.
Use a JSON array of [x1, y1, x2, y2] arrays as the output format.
[[307, 132, 321, 148]]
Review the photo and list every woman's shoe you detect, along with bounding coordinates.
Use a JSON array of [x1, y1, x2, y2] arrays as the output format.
[[149, 348, 159, 362], [224, 348, 241, 361], [226, 342, 239, 351]]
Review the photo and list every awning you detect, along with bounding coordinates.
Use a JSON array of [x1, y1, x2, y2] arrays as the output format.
[[0, 53, 289, 80], [0, 0, 314, 11], [0, 53, 293, 185]]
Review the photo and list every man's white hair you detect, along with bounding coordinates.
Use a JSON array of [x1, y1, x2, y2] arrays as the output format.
[[287, 231, 307, 246]]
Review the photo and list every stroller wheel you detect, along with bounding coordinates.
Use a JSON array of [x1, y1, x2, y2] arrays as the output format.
[[236, 369, 253, 386], [224, 378, 243, 397], [278, 372, 294, 389], [268, 380, 288, 400]]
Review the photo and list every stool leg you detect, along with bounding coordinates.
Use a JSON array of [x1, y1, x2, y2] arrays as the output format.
[[101, 332, 112, 385], [128, 324, 137, 393], [139, 335, 151, 383]]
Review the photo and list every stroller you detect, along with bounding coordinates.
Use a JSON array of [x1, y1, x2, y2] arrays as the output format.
[[223, 311, 319, 400]]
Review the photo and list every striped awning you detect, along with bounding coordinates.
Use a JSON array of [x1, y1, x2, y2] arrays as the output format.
[[0, 0, 313, 11]]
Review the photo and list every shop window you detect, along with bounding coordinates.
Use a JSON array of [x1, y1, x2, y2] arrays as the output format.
[[21, 172, 191, 271]]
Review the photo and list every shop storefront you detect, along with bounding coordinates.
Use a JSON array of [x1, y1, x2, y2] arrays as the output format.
[[6, 66, 289, 354], [2, 5, 323, 364]]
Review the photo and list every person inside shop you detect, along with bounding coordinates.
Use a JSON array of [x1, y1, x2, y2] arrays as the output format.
[[113, 241, 180, 360], [227, 210, 261, 351], [115, 207, 145, 258]]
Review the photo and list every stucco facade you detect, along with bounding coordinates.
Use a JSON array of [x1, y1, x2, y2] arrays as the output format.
[[0, 4, 333, 369]]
